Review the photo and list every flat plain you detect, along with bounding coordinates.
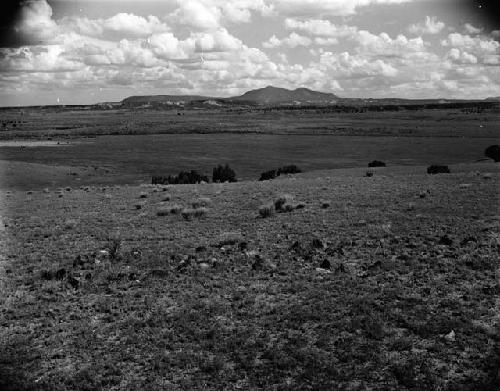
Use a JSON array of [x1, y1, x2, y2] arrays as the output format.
[[0, 106, 499, 390]]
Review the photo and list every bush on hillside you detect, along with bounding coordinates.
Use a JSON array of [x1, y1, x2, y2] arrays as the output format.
[[277, 165, 302, 175], [484, 145, 500, 162], [259, 165, 302, 181], [259, 170, 277, 181], [213, 164, 237, 183], [152, 170, 209, 185], [368, 160, 386, 167], [427, 165, 450, 174]]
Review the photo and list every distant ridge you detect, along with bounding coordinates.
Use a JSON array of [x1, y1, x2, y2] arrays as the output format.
[[230, 85, 339, 104], [120, 86, 340, 107], [115, 86, 497, 109]]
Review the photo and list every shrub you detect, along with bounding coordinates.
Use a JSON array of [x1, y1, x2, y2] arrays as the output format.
[[181, 208, 192, 220], [277, 165, 302, 175], [427, 165, 450, 174], [193, 207, 208, 218], [218, 232, 244, 245], [212, 164, 237, 183], [258, 204, 274, 218], [368, 160, 386, 167], [259, 165, 302, 181], [156, 207, 171, 216], [191, 197, 211, 208], [139, 192, 148, 198], [152, 170, 209, 185], [484, 145, 500, 162], [168, 204, 183, 214], [274, 194, 297, 212], [259, 169, 276, 181], [365, 170, 374, 177]]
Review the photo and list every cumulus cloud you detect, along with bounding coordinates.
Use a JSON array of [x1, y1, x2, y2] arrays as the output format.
[[318, 51, 399, 78], [269, 0, 415, 17], [441, 33, 500, 54], [263, 32, 312, 48], [446, 48, 477, 64], [15, 0, 59, 44], [284, 18, 359, 38], [464, 23, 482, 35], [1, 0, 499, 102], [170, 0, 221, 31], [408, 16, 445, 35], [354, 31, 426, 57]]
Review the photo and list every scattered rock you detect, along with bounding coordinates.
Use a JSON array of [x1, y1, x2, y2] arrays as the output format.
[[459, 183, 472, 189], [321, 201, 331, 209], [444, 330, 456, 342], [482, 173, 493, 180]]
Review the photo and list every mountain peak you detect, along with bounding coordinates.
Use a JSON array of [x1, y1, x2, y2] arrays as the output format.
[[232, 86, 339, 104]]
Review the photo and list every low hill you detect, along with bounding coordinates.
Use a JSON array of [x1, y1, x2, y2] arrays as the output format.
[[230, 85, 339, 104], [122, 94, 212, 106]]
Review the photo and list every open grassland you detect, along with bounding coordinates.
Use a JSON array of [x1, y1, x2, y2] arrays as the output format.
[[0, 106, 499, 140], [1, 133, 498, 190], [0, 163, 499, 390]]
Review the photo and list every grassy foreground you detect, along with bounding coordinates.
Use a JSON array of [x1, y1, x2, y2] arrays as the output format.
[[0, 164, 499, 390]]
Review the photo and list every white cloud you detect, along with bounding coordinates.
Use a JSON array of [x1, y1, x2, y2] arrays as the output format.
[[170, 0, 221, 31], [408, 16, 445, 35], [269, 0, 416, 17], [15, 0, 59, 43], [446, 48, 477, 64], [263, 33, 312, 48], [0, 45, 83, 73], [103, 14, 170, 37], [464, 23, 482, 35], [441, 33, 500, 54], [318, 51, 399, 78], [355, 31, 426, 56], [284, 18, 359, 38]]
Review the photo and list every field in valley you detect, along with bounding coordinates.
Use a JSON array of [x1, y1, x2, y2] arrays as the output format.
[[0, 106, 499, 390]]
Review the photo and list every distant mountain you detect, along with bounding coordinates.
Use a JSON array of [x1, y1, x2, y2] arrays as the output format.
[[230, 86, 339, 104]]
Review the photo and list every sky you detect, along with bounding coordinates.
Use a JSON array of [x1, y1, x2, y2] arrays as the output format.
[[0, 0, 499, 106]]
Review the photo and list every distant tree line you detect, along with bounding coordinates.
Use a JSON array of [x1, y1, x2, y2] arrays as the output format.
[[152, 164, 237, 185]]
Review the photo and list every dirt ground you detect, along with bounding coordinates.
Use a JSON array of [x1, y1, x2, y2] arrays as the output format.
[[0, 163, 498, 390]]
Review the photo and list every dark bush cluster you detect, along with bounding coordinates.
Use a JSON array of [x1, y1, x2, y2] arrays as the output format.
[[259, 169, 277, 181], [152, 170, 208, 185], [485, 145, 500, 162], [259, 164, 302, 181], [427, 165, 450, 174], [368, 160, 386, 167], [213, 164, 237, 183]]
